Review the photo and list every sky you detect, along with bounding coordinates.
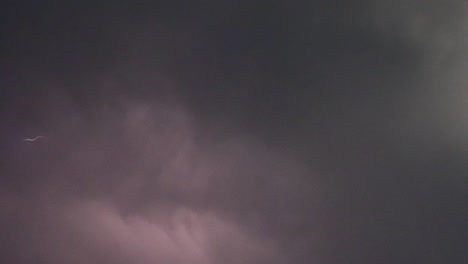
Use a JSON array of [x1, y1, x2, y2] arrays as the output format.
[[1, 1, 468, 263]]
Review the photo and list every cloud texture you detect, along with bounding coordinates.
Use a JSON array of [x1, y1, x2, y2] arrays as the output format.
[[1, 1, 468, 263]]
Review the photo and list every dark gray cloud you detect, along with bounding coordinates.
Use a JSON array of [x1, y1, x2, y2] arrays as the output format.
[[1, 1, 468, 263]]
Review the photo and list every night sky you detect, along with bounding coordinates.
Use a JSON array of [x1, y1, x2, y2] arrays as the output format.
[[1, 1, 468, 263]]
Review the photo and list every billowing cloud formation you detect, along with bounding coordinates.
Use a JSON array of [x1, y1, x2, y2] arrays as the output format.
[[1, 99, 309, 263], [36, 201, 279, 264]]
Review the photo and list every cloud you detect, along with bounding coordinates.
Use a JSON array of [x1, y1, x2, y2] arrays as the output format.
[[39, 201, 279, 264], [2, 1, 468, 263], [1, 98, 306, 263]]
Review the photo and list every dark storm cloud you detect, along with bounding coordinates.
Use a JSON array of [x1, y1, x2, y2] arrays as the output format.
[[1, 1, 468, 263]]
